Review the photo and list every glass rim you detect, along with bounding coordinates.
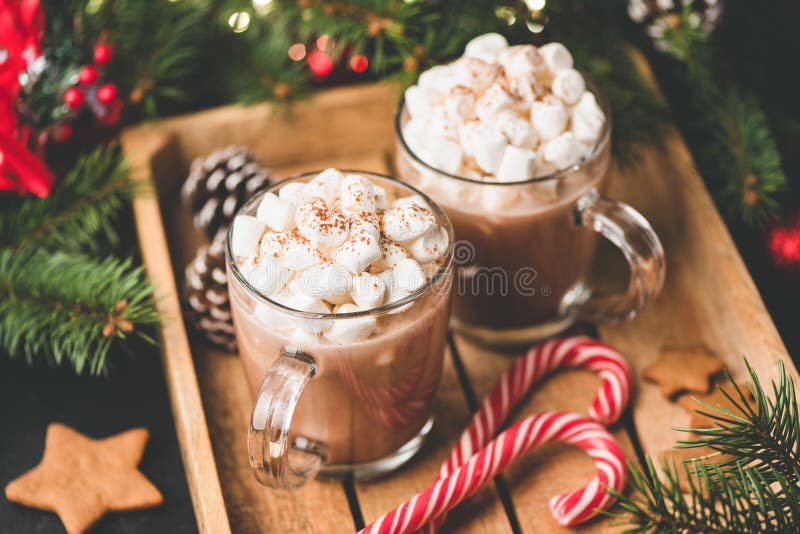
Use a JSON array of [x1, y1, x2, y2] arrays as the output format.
[[226, 170, 455, 319], [394, 74, 612, 186]]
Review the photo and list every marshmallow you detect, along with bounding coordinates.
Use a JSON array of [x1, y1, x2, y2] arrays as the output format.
[[425, 136, 463, 175], [392, 258, 427, 294], [452, 57, 499, 93], [426, 107, 459, 141], [392, 194, 431, 211], [341, 174, 376, 215], [296, 262, 352, 300], [279, 181, 306, 206], [259, 230, 324, 271], [295, 197, 350, 247], [231, 215, 265, 257], [401, 118, 428, 156], [350, 272, 386, 309], [531, 97, 568, 140], [475, 83, 514, 123], [372, 184, 391, 211], [335, 225, 381, 273], [324, 303, 377, 343], [495, 109, 537, 148], [243, 256, 284, 295], [288, 327, 320, 349], [257, 192, 296, 231], [382, 203, 437, 243], [418, 64, 452, 95], [254, 302, 293, 332], [280, 293, 332, 334], [460, 121, 508, 173], [404, 84, 434, 119], [539, 42, 573, 73], [408, 226, 449, 263], [303, 168, 343, 206], [371, 237, 409, 272], [542, 132, 583, 170], [507, 76, 540, 112], [551, 68, 585, 105], [481, 183, 520, 210], [571, 91, 605, 143], [464, 32, 508, 63], [499, 45, 546, 79], [444, 85, 477, 124], [496, 145, 537, 182], [349, 210, 381, 239]]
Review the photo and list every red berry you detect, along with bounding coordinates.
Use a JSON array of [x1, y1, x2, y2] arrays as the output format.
[[55, 122, 72, 142], [307, 50, 333, 78], [93, 43, 113, 65], [96, 83, 118, 104], [349, 54, 369, 73], [63, 87, 84, 110], [78, 65, 98, 85]]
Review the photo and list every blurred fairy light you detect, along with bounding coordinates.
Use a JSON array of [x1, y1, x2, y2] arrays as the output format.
[[252, 0, 274, 15], [524, 0, 546, 11], [526, 21, 545, 33], [228, 11, 251, 33], [495, 6, 517, 26], [288, 43, 307, 61], [316, 35, 333, 52], [86, 0, 106, 14]]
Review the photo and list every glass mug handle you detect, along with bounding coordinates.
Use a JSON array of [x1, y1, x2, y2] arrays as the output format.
[[570, 189, 665, 323], [248, 349, 327, 490]]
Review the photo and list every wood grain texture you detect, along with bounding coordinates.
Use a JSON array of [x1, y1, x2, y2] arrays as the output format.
[[597, 128, 800, 461]]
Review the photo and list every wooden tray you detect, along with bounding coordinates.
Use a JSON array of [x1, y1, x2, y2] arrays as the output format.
[[122, 75, 799, 533]]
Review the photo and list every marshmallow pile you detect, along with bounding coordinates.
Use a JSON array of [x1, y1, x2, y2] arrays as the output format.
[[402, 33, 605, 191], [231, 169, 449, 344]]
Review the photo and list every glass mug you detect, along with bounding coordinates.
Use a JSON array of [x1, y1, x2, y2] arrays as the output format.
[[226, 172, 454, 489], [394, 82, 665, 348]]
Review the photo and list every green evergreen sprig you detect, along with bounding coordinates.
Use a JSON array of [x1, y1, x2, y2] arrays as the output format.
[[614, 359, 800, 533], [0, 145, 135, 253], [0, 249, 158, 375]]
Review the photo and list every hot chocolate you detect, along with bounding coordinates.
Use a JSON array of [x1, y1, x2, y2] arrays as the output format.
[[227, 170, 454, 481]]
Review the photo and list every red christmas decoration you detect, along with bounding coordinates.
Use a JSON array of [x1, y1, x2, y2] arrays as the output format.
[[307, 50, 333, 78], [93, 42, 113, 66], [78, 65, 98, 85], [768, 212, 800, 268], [96, 83, 118, 105], [63, 87, 84, 109], [350, 54, 369, 73]]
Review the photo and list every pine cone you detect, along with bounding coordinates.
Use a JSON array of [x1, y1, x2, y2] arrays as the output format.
[[183, 229, 237, 352], [181, 145, 273, 238]]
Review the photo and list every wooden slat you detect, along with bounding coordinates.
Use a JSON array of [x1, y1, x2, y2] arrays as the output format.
[[597, 128, 800, 462]]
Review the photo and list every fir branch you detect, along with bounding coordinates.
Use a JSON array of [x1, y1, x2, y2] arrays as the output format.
[[0, 144, 136, 253], [0, 248, 159, 375], [614, 359, 800, 533]]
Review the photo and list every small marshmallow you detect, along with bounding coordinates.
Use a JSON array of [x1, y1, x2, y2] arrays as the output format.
[[498, 45, 546, 79], [402, 118, 428, 156], [350, 272, 386, 309], [349, 210, 381, 239], [371, 237, 409, 272], [254, 302, 293, 332], [259, 231, 324, 271], [408, 226, 449, 263], [551, 68, 585, 105], [464, 32, 508, 64], [279, 182, 306, 206], [325, 304, 377, 343], [382, 203, 437, 243], [295, 197, 349, 247], [425, 137, 463, 175], [418, 64, 453, 95], [542, 132, 583, 170], [257, 192, 296, 231], [392, 194, 431, 211], [303, 168, 343, 206], [452, 57, 499, 93], [392, 258, 427, 294], [280, 293, 332, 334], [460, 120, 508, 173], [494, 109, 537, 148], [496, 145, 537, 182], [231, 215, 265, 257], [531, 97, 568, 141], [296, 262, 352, 300], [372, 184, 391, 210], [571, 91, 605, 144], [341, 174, 376, 215], [444, 85, 477, 124], [335, 226, 381, 273], [481, 183, 520, 210], [539, 42, 573, 73], [404, 85, 434, 119], [243, 256, 284, 295], [475, 83, 514, 123], [426, 107, 459, 141]]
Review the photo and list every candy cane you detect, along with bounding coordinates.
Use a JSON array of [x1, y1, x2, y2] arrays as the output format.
[[442, 336, 631, 478], [359, 412, 627, 534]]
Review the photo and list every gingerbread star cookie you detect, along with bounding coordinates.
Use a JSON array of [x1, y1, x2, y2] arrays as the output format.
[[642, 346, 725, 398], [678, 382, 758, 429], [5, 423, 163, 534]]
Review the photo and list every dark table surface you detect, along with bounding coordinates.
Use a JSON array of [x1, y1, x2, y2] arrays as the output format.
[[0, 345, 198, 534]]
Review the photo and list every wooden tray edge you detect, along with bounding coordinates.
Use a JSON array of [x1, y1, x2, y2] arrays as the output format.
[[121, 128, 232, 534]]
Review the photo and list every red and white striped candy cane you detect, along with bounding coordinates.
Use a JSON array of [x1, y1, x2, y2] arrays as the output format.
[[441, 336, 631, 478], [359, 412, 627, 534]]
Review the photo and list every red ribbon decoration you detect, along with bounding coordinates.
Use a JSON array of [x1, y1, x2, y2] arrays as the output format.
[[0, 0, 54, 197]]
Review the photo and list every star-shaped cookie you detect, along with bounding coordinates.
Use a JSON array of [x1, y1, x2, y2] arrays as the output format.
[[5, 423, 163, 534], [642, 346, 725, 398], [678, 382, 758, 429]]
